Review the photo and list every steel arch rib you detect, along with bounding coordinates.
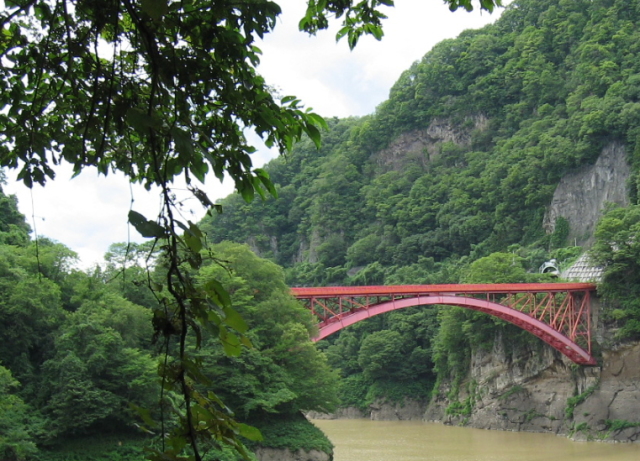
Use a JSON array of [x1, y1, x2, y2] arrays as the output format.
[[314, 295, 597, 366]]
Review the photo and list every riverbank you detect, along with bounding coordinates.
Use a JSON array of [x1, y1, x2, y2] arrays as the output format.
[[309, 340, 640, 443]]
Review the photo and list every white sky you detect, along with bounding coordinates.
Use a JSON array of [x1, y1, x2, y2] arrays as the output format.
[[4, 0, 504, 269]]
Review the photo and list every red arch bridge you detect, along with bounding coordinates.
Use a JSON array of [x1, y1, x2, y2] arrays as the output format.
[[291, 283, 598, 366]]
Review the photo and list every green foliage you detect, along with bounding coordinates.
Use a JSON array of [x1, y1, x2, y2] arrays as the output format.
[[445, 399, 473, 417], [445, 381, 477, 418], [0, 202, 338, 460], [36, 436, 147, 461], [201, 0, 640, 294], [0, 184, 31, 247], [565, 383, 598, 420], [6, 0, 640, 453], [366, 379, 433, 406], [550, 217, 570, 249], [0, 366, 38, 461], [462, 252, 530, 284], [195, 243, 340, 417], [358, 330, 406, 381], [432, 308, 470, 381], [40, 311, 157, 439], [590, 205, 640, 338], [604, 419, 640, 432], [249, 413, 333, 454], [1, 0, 503, 457], [498, 385, 524, 401], [337, 374, 371, 411]]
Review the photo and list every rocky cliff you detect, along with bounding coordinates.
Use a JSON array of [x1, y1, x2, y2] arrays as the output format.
[[307, 398, 428, 421], [543, 142, 630, 246], [424, 334, 640, 442]]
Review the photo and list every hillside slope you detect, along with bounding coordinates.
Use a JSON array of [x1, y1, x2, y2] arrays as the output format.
[[201, 0, 640, 440]]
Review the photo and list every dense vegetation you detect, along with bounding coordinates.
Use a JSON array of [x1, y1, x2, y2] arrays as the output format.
[[0, 176, 336, 460], [202, 0, 640, 408], [4, 0, 640, 456]]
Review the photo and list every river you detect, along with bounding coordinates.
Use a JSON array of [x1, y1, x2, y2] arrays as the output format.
[[311, 419, 640, 461]]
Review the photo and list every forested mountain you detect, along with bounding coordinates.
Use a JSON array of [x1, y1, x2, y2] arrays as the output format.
[[201, 0, 640, 412]]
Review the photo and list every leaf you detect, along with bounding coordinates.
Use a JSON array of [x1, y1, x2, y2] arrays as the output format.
[[171, 127, 195, 158], [188, 221, 203, 238], [251, 175, 267, 200], [220, 327, 242, 356], [370, 25, 384, 41], [239, 182, 255, 203], [140, 0, 169, 20], [126, 108, 161, 134], [128, 210, 165, 239], [204, 279, 231, 308], [237, 423, 263, 441], [306, 112, 328, 130], [305, 122, 322, 149], [254, 168, 278, 198], [336, 26, 350, 42], [223, 305, 248, 333], [130, 403, 158, 429], [184, 231, 203, 254], [151, 281, 163, 292]]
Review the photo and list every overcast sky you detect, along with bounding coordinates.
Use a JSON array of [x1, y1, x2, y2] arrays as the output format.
[[4, 0, 504, 268]]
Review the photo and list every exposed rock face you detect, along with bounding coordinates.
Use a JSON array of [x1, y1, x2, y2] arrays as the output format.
[[571, 342, 640, 442], [544, 142, 630, 246], [425, 335, 588, 433], [369, 398, 428, 421], [307, 398, 427, 421], [425, 334, 640, 443], [306, 407, 367, 420], [254, 447, 332, 461], [372, 115, 488, 173]]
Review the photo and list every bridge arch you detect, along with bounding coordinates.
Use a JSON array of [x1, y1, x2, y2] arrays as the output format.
[[313, 294, 596, 366]]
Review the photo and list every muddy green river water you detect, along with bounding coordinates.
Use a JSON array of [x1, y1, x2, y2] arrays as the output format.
[[311, 419, 640, 461]]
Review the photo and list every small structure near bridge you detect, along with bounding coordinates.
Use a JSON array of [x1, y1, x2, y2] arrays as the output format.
[[561, 253, 604, 283]]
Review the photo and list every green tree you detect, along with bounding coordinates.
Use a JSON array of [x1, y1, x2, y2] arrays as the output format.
[[462, 252, 529, 283], [0, 366, 38, 461], [357, 330, 405, 381], [590, 205, 640, 339], [0, 0, 501, 457], [40, 295, 157, 439], [0, 182, 30, 247], [196, 242, 339, 417]]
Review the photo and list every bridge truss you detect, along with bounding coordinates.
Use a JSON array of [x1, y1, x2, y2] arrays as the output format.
[[292, 283, 598, 366]]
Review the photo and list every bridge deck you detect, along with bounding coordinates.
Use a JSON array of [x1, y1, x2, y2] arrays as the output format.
[[292, 283, 597, 296]]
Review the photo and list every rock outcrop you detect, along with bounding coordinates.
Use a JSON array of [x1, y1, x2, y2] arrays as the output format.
[[543, 142, 630, 246], [306, 407, 367, 420], [307, 398, 427, 421], [371, 115, 488, 173], [425, 333, 640, 442]]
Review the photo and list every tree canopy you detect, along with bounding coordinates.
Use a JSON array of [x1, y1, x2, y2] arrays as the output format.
[[1, 0, 502, 458], [0, 182, 342, 460]]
